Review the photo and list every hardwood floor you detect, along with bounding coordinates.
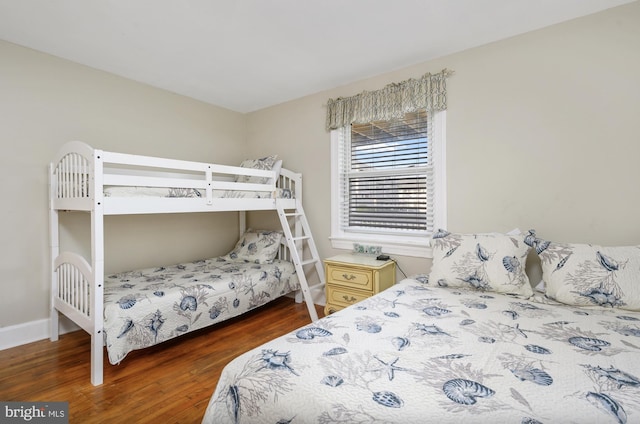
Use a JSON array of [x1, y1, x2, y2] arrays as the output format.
[[0, 297, 323, 423]]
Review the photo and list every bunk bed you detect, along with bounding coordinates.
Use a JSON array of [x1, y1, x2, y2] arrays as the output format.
[[203, 231, 640, 423], [48, 141, 324, 386]]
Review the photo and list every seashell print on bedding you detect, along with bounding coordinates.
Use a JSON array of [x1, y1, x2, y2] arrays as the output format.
[[117, 295, 137, 309], [323, 347, 347, 356], [569, 336, 611, 352], [372, 391, 404, 408], [258, 349, 299, 375], [356, 322, 382, 333], [465, 302, 487, 309], [535, 240, 550, 255], [583, 365, 640, 389], [586, 392, 627, 424], [502, 255, 521, 273], [179, 295, 197, 311], [414, 323, 451, 337], [524, 344, 552, 355], [423, 306, 452, 316], [226, 385, 240, 424], [117, 319, 134, 338], [442, 379, 495, 405], [432, 228, 451, 239], [146, 309, 165, 341], [511, 367, 553, 386], [296, 326, 333, 340], [436, 353, 471, 360], [578, 286, 625, 308], [391, 337, 410, 351], [617, 327, 640, 337], [476, 243, 491, 262], [321, 375, 344, 387], [553, 254, 571, 272], [459, 273, 491, 291], [208, 297, 229, 320], [617, 315, 640, 321]]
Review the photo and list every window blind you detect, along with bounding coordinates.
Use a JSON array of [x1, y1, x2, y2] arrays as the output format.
[[340, 110, 434, 233]]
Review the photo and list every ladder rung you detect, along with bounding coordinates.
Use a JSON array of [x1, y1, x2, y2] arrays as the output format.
[[284, 212, 303, 217], [292, 236, 310, 241], [300, 259, 319, 266]]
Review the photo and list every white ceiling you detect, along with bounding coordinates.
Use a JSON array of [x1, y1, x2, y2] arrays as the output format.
[[0, 0, 634, 112]]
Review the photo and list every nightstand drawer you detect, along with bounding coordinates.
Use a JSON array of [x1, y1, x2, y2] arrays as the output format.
[[327, 266, 373, 291], [326, 284, 371, 307]]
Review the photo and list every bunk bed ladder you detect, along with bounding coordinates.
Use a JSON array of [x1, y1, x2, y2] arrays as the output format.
[[276, 199, 324, 322]]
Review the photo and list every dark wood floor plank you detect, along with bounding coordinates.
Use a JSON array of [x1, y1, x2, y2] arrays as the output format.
[[0, 297, 322, 423]]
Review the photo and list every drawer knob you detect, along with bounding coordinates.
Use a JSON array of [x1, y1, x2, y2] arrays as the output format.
[[342, 273, 356, 280], [343, 295, 357, 302]]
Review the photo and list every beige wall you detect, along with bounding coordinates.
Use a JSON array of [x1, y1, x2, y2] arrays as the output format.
[[246, 1, 640, 283], [0, 41, 247, 328]]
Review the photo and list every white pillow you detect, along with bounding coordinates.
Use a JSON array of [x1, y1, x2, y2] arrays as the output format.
[[429, 230, 533, 297], [222, 229, 283, 264], [272, 159, 283, 179], [537, 240, 640, 311], [235, 155, 278, 184]]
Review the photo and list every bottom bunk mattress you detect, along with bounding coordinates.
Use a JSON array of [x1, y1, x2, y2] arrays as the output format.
[[103, 257, 299, 364], [202, 276, 640, 424]]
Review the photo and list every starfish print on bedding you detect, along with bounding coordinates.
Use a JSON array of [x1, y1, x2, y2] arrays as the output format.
[[371, 356, 410, 381], [499, 323, 531, 339], [243, 280, 258, 295]]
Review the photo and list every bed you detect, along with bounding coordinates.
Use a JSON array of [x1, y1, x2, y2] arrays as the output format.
[[102, 240, 299, 365], [203, 230, 640, 423], [49, 141, 324, 385]]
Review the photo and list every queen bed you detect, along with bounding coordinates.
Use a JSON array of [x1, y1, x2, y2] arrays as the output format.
[[202, 230, 640, 423]]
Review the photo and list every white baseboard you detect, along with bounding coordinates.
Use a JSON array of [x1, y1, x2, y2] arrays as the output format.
[[0, 316, 80, 351]]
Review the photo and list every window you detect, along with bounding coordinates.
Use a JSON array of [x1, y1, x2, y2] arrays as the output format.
[[330, 110, 446, 257]]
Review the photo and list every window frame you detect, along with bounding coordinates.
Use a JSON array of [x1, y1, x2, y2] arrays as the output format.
[[329, 110, 447, 258]]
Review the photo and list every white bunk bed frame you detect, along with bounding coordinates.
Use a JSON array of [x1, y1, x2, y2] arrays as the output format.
[[49, 141, 324, 385]]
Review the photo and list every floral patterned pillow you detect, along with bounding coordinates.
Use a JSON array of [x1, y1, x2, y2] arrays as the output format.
[[429, 230, 533, 297], [223, 229, 283, 264], [235, 155, 278, 184], [535, 239, 640, 311]]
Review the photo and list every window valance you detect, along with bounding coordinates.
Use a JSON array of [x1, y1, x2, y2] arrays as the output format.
[[325, 69, 452, 131]]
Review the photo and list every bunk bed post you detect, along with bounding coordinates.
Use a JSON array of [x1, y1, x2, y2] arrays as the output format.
[[90, 149, 105, 386], [49, 163, 60, 342], [239, 211, 247, 237]]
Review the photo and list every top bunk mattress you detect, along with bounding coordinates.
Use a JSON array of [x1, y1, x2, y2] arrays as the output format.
[[103, 186, 293, 199]]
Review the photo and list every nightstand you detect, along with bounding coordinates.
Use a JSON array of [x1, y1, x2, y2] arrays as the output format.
[[324, 254, 396, 315]]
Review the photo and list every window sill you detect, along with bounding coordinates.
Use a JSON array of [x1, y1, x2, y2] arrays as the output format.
[[329, 236, 433, 258]]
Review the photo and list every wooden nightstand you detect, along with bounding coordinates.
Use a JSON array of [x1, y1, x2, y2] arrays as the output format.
[[324, 254, 396, 315]]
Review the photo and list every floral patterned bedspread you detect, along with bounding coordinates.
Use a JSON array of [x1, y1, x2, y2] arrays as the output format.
[[202, 276, 640, 424], [103, 257, 299, 365]]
